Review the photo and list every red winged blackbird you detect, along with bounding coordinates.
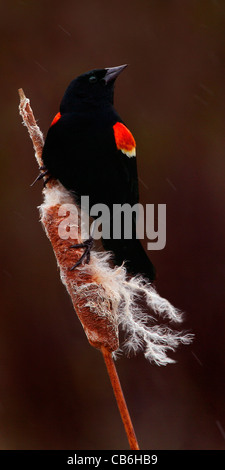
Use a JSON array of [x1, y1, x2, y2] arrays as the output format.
[[42, 65, 155, 281]]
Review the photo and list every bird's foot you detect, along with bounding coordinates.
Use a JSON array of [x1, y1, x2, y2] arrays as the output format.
[[31, 165, 52, 187], [69, 236, 94, 270]]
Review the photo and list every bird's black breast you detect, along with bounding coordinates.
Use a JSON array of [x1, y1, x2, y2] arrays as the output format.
[[42, 109, 138, 211]]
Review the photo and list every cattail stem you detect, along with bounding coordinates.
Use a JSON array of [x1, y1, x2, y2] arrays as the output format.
[[101, 346, 139, 450]]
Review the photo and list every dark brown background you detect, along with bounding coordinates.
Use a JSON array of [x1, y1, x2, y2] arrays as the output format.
[[0, 0, 224, 450]]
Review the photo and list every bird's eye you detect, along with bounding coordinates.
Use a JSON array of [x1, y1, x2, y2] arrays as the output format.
[[89, 75, 97, 84]]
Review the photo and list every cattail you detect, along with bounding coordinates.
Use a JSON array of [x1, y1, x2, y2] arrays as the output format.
[[18, 89, 193, 449]]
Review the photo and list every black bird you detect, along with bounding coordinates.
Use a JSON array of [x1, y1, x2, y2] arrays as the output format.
[[42, 65, 155, 281]]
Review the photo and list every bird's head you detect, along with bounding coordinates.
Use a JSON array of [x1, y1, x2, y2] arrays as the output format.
[[60, 64, 127, 113]]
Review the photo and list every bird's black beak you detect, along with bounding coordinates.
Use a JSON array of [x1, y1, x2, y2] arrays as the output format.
[[104, 64, 128, 84]]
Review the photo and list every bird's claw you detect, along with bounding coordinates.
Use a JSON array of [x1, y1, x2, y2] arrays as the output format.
[[69, 236, 94, 270], [31, 165, 51, 187]]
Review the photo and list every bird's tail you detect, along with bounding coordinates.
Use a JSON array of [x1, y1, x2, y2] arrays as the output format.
[[101, 236, 156, 281]]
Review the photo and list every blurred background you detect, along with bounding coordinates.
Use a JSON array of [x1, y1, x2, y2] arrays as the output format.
[[0, 0, 224, 450]]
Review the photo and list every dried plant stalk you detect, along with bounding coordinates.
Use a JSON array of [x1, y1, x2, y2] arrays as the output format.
[[102, 347, 139, 450], [18, 89, 44, 167]]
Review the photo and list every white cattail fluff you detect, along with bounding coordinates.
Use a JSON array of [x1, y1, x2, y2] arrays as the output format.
[[89, 251, 193, 366]]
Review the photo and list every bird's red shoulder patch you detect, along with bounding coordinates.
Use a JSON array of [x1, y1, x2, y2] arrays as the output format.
[[113, 122, 136, 157], [50, 112, 61, 127]]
